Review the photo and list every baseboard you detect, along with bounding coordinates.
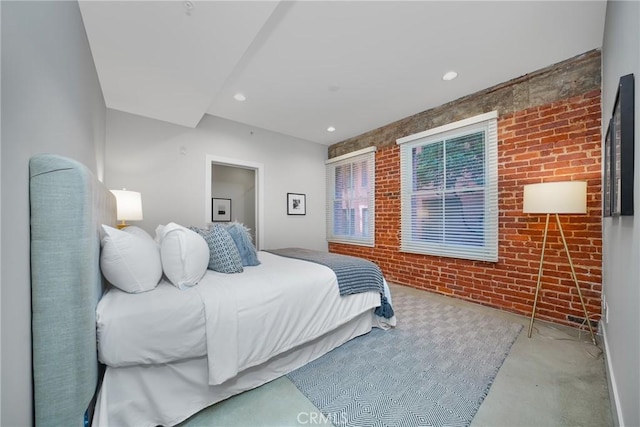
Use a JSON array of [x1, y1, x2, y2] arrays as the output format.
[[601, 325, 624, 426]]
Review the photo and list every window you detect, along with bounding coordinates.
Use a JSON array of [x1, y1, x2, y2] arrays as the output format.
[[326, 147, 376, 246], [397, 112, 498, 262]]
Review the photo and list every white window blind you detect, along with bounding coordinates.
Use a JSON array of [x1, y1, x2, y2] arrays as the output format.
[[326, 147, 376, 246], [397, 112, 498, 262]]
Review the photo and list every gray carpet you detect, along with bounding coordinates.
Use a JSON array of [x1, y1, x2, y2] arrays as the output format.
[[286, 287, 523, 427]]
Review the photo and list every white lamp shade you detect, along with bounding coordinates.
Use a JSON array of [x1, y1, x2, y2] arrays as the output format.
[[523, 181, 587, 214], [110, 190, 143, 221]]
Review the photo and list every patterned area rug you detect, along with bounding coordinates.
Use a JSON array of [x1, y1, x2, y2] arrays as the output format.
[[286, 287, 523, 427]]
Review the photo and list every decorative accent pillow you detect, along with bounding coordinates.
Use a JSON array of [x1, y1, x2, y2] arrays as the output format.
[[157, 222, 209, 289], [100, 225, 162, 293], [224, 222, 261, 266], [199, 225, 244, 273]]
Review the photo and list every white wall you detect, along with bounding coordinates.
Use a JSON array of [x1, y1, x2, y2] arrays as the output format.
[[601, 2, 640, 426], [105, 110, 328, 251], [0, 2, 106, 425]]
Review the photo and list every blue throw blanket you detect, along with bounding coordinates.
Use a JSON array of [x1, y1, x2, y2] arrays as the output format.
[[265, 248, 394, 319]]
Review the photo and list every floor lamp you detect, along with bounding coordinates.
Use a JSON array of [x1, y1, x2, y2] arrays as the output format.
[[523, 181, 597, 345]]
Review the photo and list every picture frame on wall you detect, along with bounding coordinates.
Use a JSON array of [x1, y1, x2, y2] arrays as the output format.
[[287, 193, 306, 215], [211, 198, 232, 222], [603, 119, 613, 217], [610, 73, 635, 216]]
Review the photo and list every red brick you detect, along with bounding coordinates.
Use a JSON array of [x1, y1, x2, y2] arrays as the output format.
[[329, 91, 602, 330]]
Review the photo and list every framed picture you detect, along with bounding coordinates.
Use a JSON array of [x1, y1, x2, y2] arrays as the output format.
[[603, 119, 613, 217], [610, 73, 634, 216], [211, 198, 231, 222], [287, 193, 306, 215]]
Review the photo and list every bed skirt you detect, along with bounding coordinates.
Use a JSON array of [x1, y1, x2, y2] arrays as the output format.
[[93, 310, 379, 427]]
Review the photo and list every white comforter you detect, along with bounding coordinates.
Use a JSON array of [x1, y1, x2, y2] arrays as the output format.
[[97, 251, 387, 385], [97, 280, 206, 366]]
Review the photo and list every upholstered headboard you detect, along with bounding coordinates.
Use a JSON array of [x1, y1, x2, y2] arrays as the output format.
[[29, 154, 116, 426]]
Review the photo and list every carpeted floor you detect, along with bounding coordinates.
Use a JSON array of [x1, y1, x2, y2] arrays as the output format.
[[286, 288, 523, 427]]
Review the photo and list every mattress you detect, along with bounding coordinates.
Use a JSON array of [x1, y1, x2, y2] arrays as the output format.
[[96, 251, 383, 370]]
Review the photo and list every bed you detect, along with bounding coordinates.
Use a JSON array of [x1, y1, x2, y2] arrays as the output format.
[[29, 153, 395, 427]]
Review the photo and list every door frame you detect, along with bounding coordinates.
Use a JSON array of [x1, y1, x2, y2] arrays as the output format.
[[205, 154, 264, 250]]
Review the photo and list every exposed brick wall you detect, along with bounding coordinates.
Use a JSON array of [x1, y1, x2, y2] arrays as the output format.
[[329, 54, 602, 329]]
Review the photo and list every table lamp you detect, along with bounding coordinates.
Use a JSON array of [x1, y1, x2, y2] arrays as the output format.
[[110, 189, 143, 229]]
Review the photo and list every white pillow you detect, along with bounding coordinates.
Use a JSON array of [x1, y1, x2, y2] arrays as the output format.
[[100, 225, 162, 293], [157, 222, 209, 289], [154, 224, 165, 245], [122, 225, 155, 242]]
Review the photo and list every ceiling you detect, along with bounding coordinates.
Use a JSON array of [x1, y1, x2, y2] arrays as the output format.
[[79, 1, 606, 146]]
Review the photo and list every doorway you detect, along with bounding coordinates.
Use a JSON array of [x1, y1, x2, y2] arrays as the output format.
[[205, 155, 264, 249]]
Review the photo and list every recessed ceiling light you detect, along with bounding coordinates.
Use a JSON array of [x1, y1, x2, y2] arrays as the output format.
[[234, 93, 246, 102], [327, 126, 336, 132], [442, 71, 458, 81]]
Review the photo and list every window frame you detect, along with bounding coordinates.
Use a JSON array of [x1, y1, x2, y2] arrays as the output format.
[[397, 112, 498, 262], [326, 147, 376, 247]]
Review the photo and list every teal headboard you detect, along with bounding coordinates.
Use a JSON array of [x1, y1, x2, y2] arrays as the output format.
[[29, 154, 116, 426]]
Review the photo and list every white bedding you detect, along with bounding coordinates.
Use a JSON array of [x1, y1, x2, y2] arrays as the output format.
[[199, 251, 383, 385], [94, 311, 377, 427], [94, 250, 396, 426], [97, 251, 390, 378], [97, 280, 206, 366]]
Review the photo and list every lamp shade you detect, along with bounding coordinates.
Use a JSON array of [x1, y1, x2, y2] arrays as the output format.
[[523, 181, 587, 214], [110, 190, 143, 221]]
